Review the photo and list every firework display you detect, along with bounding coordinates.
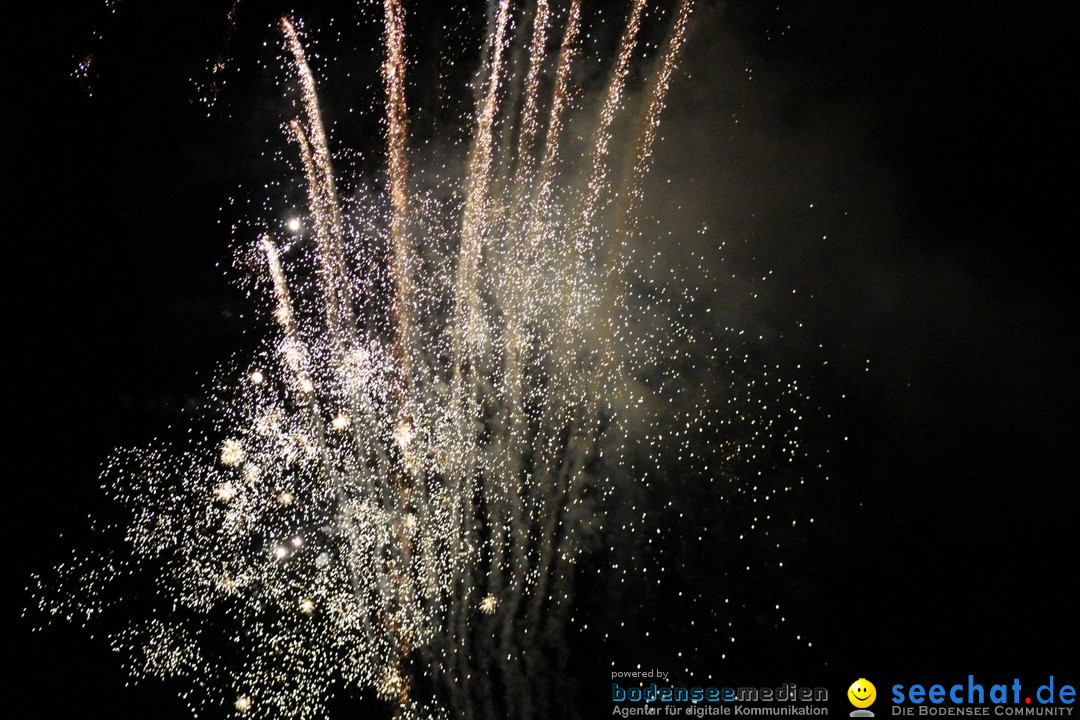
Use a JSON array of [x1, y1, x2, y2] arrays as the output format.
[[17, 1, 1078, 719], [32, 2, 814, 718]]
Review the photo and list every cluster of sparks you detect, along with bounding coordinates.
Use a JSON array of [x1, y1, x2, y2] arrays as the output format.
[[34, 1, 822, 719], [195, 0, 244, 111]]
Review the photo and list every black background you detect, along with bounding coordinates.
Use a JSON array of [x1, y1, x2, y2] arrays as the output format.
[[6, 1, 1078, 717]]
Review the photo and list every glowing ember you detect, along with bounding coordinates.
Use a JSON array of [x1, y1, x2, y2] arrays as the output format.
[[219, 439, 245, 466]]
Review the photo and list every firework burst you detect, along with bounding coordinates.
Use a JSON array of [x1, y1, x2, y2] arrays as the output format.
[[32, 2, 817, 718]]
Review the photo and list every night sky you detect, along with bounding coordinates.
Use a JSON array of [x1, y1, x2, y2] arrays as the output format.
[[7, 1, 1078, 718]]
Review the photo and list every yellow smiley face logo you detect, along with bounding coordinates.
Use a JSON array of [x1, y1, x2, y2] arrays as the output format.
[[848, 679, 877, 708]]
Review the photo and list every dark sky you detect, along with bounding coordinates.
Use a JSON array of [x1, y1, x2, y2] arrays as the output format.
[[6, 1, 1078, 718]]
